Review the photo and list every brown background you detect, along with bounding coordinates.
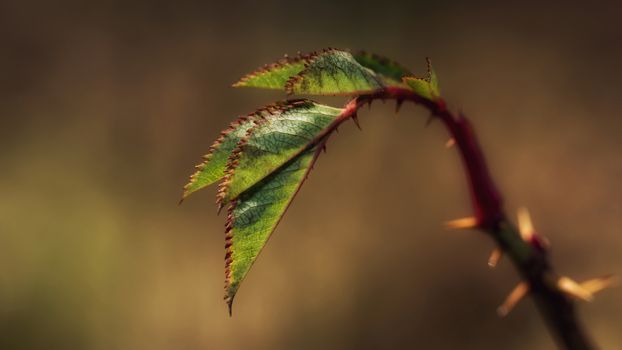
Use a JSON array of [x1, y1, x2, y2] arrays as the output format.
[[1, 0, 621, 349]]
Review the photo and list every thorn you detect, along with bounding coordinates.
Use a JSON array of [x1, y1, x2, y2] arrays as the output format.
[[335, 126, 339, 134], [517, 207, 550, 251], [322, 144, 327, 154], [425, 115, 435, 127], [445, 138, 456, 149], [488, 248, 503, 268], [217, 202, 224, 215], [352, 113, 362, 131], [367, 100, 372, 110], [517, 207, 534, 241], [445, 217, 478, 230], [395, 99, 404, 113], [558, 276, 594, 302], [580, 275, 619, 294], [425, 56, 433, 74], [497, 282, 529, 317]]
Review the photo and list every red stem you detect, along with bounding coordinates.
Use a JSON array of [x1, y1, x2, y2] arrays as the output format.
[[331, 86, 594, 350]]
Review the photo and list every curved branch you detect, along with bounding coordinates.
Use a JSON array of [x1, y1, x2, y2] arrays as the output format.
[[331, 86, 594, 350]]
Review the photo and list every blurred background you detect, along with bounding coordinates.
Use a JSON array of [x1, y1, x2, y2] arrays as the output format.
[[1, 0, 621, 348]]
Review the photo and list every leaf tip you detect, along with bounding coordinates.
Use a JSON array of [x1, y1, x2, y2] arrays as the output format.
[[226, 295, 234, 317], [179, 182, 196, 204]]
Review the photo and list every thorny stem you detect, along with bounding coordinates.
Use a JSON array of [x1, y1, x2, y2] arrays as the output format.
[[332, 86, 594, 350]]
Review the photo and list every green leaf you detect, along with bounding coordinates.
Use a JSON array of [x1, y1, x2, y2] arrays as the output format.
[[233, 55, 307, 89], [233, 48, 384, 95], [224, 145, 323, 313], [217, 99, 343, 206], [403, 58, 441, 100], [403, 77, 435, 100], [181, 102, 295, 201], [286, 49, 383, 95], [181, 115, 258, 201], [352, 50, 413, 86]]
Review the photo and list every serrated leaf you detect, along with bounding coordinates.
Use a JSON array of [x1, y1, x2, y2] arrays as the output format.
[[224, 145, 323, 312], [403, 58, 441, 100], [233, 49, 385, 96], [352, 50, 413, 86], [218, 100, 343, 206], [181, 115, 258, 200], [233, 55, 307, 89], [286, 49, 383, 95], [403, 77, 435, 100], [182, 102, 296, 201]]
